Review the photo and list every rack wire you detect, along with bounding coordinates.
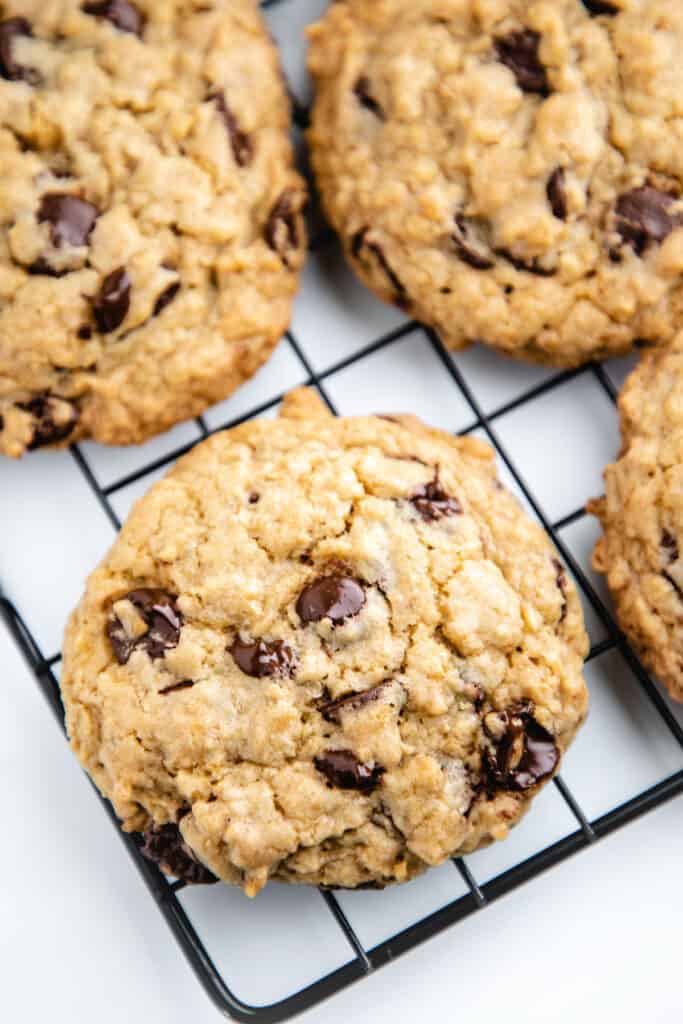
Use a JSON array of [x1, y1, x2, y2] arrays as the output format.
[[2, 1, 683, 1020]]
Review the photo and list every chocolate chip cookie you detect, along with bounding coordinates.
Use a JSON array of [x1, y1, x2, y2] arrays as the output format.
[[308, 0, 683, 368], [62, 388, 588, 894], [590, 334, 683, 703], [0, 1, 306, 458]]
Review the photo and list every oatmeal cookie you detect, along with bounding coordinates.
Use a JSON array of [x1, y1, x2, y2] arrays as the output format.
[[62, 388, 588, 893], [308, 0, 683, 367], [0, 0, 306, 457]]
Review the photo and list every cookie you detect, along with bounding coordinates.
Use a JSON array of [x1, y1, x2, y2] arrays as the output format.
[[590, 334, 683, 703], [62, 388, 588, 894], [0, 1, 306, 458], [307, 0, 683, 368]]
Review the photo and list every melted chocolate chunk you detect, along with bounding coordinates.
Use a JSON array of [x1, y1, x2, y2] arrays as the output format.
[[296, 575, 366, 625], [265, 189, 302, 265], [351, 227, 367, 260], [615, 186, 683, 255], [208, 91, 253, 167], [230, 638, 294, 678], [92, 267, 131, 333], [318, 684, 386, 723], [354, 76, 384, 119], [553, 557, 568, 623], [484, 704, 558, 792], [582, 0, 619, 14], [368, 241, 406, 298], [107, 588, 183, 665], [452, 213, 495, 270], [0, 16, 41, 84], [662, 529, 679, 564], [153, 280, 180, 317], [314, 749, 384, 792], [27, 257, 70, 277], [410, 478, 462, 521], [662, 530, 683, 596], [158, 680, 195, 696], [38, 194, 99, 248], [140, 824, 217, 884], [351, 228, 407, 299], [547, 168, 568, 220], [497, 248, 556, 276], [82, 1, 145, 37], [18, 394, 79, 449], [495, 30, 549, 96]]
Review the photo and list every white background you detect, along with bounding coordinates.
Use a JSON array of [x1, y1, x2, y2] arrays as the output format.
[[1, 619, 679, 1024]]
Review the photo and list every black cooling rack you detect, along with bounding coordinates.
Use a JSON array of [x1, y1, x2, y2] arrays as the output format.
[[3, 326, 683, 1022], [3, 0, 683, 1019]]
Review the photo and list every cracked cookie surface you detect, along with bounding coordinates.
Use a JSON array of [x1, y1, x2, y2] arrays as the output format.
[[62, 388, 588, 894], [308, 0, 683, 368], [591, 334, 683, 703], [0, 0, 306, 457]]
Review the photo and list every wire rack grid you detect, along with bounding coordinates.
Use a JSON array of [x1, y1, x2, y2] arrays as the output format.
[[2, 1, 683, 1021]]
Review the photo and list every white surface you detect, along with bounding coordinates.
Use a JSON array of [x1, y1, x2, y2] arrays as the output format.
[[1, 623, 679, 1024], [1, 1, 682, 1021]]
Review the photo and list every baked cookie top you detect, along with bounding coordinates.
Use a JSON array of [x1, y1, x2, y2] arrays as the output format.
[[591, 334, 683, 703], [308, 0, 683, 368], [62, 388, 588, 894], [0, 0, 305, 457]]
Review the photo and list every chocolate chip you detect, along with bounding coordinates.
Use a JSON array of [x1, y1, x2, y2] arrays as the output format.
[[497, 248, 556, 276], [0, 17, 41, 84], [484, 704, 558, 792], [662, 531, 683, 596], [208, 91, 253, 167], [296, 575, 366, 625], [553, 557, 568, 623], [158, 680, 195, 696], [26, 258, 69, 277], [38, 194, 99, 248], [410, 477, 462, 521], [314, 749, 384, 792], [353, 76, 384, 119], [662, 529, 679, 564], [367, 241, 406, 298], [140, 824, 217, 884], [495, 30, 549, 96], [82, 1, 145, 37], [265, 189, 303, 266], [248, 492, 260, 504], [351, 227, 407, 300], [547, 168, 568, 220], [318, 684, 387, 723], [351, 228, 367, 261], [581, 0, 619, 13], [78, 324, 93, 340], [153, 280, 180, 317], [92, 267, 131, 333], [615, 186, 683, 255], [18, 394, 79, 449], [452, 213, 495, 270], [107, 589, 183, 665], [230, 638, 295, 678]]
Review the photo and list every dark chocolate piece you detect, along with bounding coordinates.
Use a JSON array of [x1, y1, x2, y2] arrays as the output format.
[[296, 575, 366, 625]]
